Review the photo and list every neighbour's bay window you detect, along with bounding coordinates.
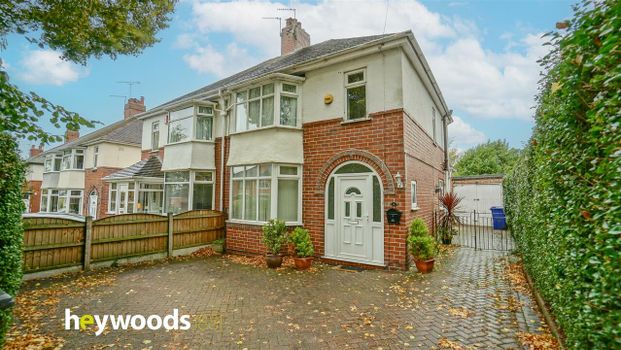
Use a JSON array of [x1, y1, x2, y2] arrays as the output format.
[[40, 189, 82, 214], [234, 81, 299, 132], [108, 182, 164, 214], [345, 69, 366, 120], [230, 164, 301, 223], [167, 104, 214, 144], [164, 171, 214, 214], [44, 154, 62, 172], [60, 149, 85, 170]]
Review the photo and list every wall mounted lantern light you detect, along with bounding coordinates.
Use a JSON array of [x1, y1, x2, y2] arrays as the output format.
[[395, 172, 404, 189]]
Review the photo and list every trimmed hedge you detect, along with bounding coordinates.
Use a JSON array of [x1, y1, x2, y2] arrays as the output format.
[[504, 1, 620, 348], [0, 133, 25, 345]]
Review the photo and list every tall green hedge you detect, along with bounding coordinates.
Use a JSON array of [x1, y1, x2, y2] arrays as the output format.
[[504, 1, 620, 348], [0, 133, 25, 345]]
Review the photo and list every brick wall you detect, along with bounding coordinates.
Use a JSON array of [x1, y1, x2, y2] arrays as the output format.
[[402, 111, 446, 230], [26, 180, 42, 213], [83, 167, 121, 219], [302, 109, 410, 270], [141, 148, 164, 160]]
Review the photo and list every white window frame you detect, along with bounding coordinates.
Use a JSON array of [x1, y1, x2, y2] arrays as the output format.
[[40, 188, 82, 214], [151, 121, 160, 149], [44, 154, 63, 173], [233, 81, 300, 133], [229, 163, 302, 225], [167, 104, 215, 145], [163, 171, 215, 213], [137, 182, 164, 214], [60, 149, 85, 171], [93, 146, 99, 168], [411, 181, 418, 210], [344, 68, 367, 120], [432, 107, 437, 144]]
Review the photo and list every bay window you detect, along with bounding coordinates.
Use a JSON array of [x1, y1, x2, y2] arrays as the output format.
[[230, 164, 301, 223], [235, 81, 299, 132], [108, 181, 164, 214], [60, 149, 85, 170], [167, 104, 214, 144], [164, 171, 214, 214], [40, 189, 82, 214], [345, 69, 367, 120], [44, 154, 62, 172], [138, 184, 164, 213]]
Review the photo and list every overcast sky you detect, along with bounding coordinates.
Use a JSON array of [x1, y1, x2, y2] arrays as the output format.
[[2, 0, 574, 155]]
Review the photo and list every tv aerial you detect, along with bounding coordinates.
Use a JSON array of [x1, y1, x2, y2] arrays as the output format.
[[117, 81, 140, 98]]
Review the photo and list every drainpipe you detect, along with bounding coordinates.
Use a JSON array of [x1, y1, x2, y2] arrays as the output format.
[[442, 110, 452, 189], [216, 89, 234, 212]]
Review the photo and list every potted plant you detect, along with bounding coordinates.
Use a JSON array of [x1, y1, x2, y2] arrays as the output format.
[[289, 227, 315, 270], [262, 219, 288, 268], [211, 238, 225, 254], [437, 191, 463, 245], [408, 218, 437, 273], [408, 235, 437, 273]]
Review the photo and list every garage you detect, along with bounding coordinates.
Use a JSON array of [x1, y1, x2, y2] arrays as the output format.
[[452, 174, 504, 215]]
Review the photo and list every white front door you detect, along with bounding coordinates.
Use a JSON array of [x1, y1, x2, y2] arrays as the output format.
[[337, 176, 373, 262], [118, 184, 128, 214], [89, 191, 98, 219]]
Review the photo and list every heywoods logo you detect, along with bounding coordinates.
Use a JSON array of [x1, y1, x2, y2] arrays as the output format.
[[65, 308, 191, 336]]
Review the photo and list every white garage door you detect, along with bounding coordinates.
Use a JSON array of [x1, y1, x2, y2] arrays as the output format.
[[454, 183, 504, 215]]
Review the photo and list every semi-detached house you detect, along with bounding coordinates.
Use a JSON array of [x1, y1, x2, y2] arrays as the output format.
[[24, 98, 146, 219], [106, 18, 453, 270]]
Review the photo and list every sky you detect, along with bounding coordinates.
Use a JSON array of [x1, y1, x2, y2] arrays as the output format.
[[1, 0, 575, 156]]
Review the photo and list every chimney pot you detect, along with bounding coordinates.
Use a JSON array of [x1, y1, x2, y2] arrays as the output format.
[[280, 18, 310, 55], [29, 144, 44, 158]]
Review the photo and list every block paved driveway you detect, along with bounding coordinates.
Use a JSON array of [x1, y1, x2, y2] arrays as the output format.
[[20, 247, 547, 349]]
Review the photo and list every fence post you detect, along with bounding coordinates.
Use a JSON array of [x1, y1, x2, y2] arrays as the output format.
[[167, 213, 174, 257], [83, 216, 93, 271]]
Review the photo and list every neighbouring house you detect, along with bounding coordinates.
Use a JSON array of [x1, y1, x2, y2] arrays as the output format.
[[109, 18, 452, 270], [23, 145, 45, 213], [26, 97, 146, 219], [452, 174, 504, 215]]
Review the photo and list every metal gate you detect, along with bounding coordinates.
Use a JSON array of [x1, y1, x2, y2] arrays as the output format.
[[433, 210, 514, 251]]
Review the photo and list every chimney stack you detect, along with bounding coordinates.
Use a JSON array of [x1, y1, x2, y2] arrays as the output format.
[[65, 129, 79, 144], [124, 96, 146, 119], [29, 144, 44, 158], [280, 18, 310, 55]]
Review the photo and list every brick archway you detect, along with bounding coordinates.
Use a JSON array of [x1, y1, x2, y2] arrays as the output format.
[[314, 149, 396, 195]]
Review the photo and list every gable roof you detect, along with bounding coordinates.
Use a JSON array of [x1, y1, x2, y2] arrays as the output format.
[[149, 33, 398, 112], [103, 156, 164, 181], [26, 117, 142, 163]]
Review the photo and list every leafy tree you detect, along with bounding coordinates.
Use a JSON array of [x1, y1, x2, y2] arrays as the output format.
[[453, 140, 520, 176], [0, 1, 175, 345], [1, 0, 176, 143]]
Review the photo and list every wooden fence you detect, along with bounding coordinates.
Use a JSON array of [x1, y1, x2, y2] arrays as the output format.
[[22, 210, 225, 274]]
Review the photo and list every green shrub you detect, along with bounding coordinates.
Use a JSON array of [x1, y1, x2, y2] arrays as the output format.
[[0, 133, 25, 345], [212, 238, 225, 245], [409, 218, 428, 237], [261, 219, 288, 255], [289, 227, 314, 258], [504, 1, 620, 348], [407, 235, 436, 261]]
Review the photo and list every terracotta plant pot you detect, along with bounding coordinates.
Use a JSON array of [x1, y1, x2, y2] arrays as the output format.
[[293, 257, 313, 270], [414, 259, 435, 273], [265, 254, 283, 269]]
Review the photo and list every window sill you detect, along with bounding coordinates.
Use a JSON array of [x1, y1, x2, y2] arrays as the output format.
[[411, 206, 421, 211], [341, 117, 372, 125], [165, 139, 215, 147], [229, 125, 301, 136], [226, 219, 302, 227]]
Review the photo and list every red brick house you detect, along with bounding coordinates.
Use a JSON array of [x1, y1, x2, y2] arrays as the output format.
[[111, 19, 452, 269], [24, 98, 146, 219]]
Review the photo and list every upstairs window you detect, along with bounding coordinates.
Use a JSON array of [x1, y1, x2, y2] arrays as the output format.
[[345, 69, 366, 120], [60, 149, 84, 170], [234, 82, 299, 132], [167, 105, 214, 144], [93, 146, 99, 168], [151, 122, 160, 149], [44, 154, 62, 172]]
